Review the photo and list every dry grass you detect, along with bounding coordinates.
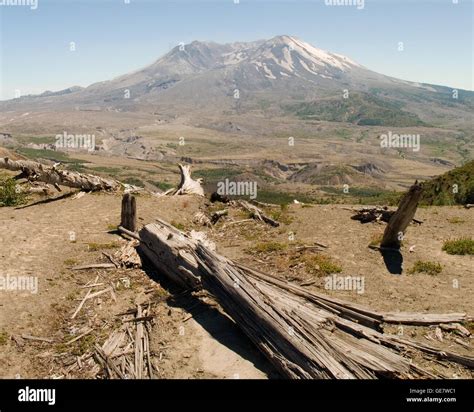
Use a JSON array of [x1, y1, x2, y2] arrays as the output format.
[[87, 242, 119, 252]]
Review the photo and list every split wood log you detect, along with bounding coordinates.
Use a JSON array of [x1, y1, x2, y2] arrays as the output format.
[[173, 164, 204, 197], [134, 305, 144, 379], [114, 240, 141, 268], [102, 252, 120, 268], [438, 323, 470, 337], [0, 157, 121, 191], [118, 226, 141, 241], [351, 207, 423, 225], [351, 207, 395, 224], [120, 194, 137, 232], [21, 334, 54, 343], [94, 344, 125, 379], [138, 219, 472, 379], [21, 182, 55, 196], [238, 200, 279, 227], [210, 191, 231, 203], [193, 209, 228, 226], [211, 209, 228, 224], [193, 212, 212, 227], [381, 312, 470, 326], [381, 182, 423, 249]]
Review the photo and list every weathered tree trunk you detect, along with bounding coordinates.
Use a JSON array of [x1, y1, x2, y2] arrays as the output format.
[[0, 157, 120, 192], [173, 164, 204, 197], [381, 182, 423, 249], [239, 200, 280, 227], [120, 194, 137, 232], [138, 219, 472, 379]]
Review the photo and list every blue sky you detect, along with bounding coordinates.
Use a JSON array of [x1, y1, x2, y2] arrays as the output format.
[[0, 0, 472, 100]]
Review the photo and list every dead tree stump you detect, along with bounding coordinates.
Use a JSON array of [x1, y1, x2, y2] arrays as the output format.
[[173, 164, 204, 196], [120, 193, 137, 232], [381, 182, 423, 249]]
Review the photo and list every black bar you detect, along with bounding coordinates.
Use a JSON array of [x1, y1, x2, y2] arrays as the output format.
[[0, 379, 472, 410]]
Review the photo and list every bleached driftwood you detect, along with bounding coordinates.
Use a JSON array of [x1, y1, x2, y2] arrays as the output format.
[[138, 219, 473, 379], [0, 157, 120, 191], [173, 164, 204, 197]]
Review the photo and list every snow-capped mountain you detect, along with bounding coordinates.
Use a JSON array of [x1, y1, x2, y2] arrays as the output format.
[[1, 35, 472, 124], [248, 35, 362, 80]]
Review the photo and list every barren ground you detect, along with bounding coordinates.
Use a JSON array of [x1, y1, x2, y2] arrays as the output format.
[[0, 192, 472, 379]]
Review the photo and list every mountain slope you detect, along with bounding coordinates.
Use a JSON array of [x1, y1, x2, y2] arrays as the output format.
[[1, 35, 472, 126], [420, 160, 474, 205]]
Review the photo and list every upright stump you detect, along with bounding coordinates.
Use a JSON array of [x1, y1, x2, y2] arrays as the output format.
[[381, 182, 423, 249], [120, 193, 137, 232]]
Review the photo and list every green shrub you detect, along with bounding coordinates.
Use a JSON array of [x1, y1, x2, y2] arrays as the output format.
[[409, 260, 443, 275], [301, 254, 342, 276], [0, 330, 8, 345], [442, 238, 474, 255], [171, 221, 185, 231], [0, 175, 28, 207]]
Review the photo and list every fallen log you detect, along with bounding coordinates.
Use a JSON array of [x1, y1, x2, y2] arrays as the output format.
[[211, 209, 228, 224], [351, 207, 395, 224], [238, 200, 279, 227], [381, 312, 470, 325], [351, 207, 423, 225], [138, 219, 472, 379], [193, 212, 212, 227], [0, 157, 120, 192]]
